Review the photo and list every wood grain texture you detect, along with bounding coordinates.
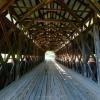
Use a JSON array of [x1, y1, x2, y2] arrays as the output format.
[[0, 61, 100, 100]]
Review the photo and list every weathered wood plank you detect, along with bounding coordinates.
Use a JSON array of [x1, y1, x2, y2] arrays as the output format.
[[0, 61, 100, 100]]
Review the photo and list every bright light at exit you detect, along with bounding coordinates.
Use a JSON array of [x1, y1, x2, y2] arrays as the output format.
[[45, 51, 55, 61]]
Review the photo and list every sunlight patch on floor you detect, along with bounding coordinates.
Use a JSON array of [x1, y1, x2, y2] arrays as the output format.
[[53, 62, 72, 79]]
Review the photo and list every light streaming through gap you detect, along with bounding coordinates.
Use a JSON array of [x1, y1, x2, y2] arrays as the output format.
[[45, 51, 55, 61]]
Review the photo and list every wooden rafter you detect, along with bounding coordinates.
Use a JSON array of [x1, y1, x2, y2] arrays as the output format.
[[0, 0, 98, 51], [55, 0, 83, 21], [0, 0, 15, 13], [87, 0, 100, 15], [16, 0, 49, 23]]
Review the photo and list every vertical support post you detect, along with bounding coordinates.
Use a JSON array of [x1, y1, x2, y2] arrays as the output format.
[[80, 35, 89, 76], [15, 54, 21, 80], [93, 25, 100, 85], [81, 43, 87, 76]]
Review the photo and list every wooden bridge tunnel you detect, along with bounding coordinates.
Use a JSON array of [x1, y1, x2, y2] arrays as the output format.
[[0, 0, 100, 99]]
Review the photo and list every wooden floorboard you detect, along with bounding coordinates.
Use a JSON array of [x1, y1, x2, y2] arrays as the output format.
[[0, 61, 100, 100]]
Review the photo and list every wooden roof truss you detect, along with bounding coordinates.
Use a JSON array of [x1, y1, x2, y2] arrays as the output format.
[[0, 0, 100, 52]]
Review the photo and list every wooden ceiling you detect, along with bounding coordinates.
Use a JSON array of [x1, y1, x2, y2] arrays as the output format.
[[0, 0, 100, 52]]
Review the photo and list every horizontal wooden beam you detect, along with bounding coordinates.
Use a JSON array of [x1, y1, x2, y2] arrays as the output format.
[[40, 8, 90, 13], [25, 18, 79, 23], [28, 24, 73, 30], [11, 6, 90, 13]]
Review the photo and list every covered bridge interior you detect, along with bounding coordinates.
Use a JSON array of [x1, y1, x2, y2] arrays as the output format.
[[0, 0, 100, 100]]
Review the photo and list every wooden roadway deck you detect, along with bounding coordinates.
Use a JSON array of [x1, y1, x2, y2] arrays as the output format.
[[0, 61, 100, 100]]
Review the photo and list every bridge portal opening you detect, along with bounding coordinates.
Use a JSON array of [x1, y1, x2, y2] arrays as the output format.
[[45, 51, 55, 61]]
